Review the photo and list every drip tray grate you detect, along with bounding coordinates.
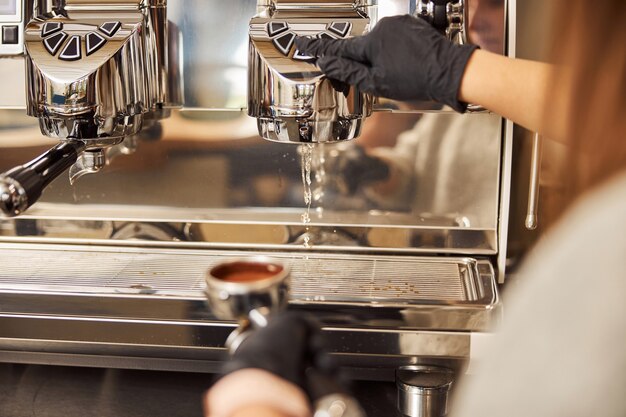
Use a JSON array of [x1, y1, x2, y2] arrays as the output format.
[[0, 245, 488, 305]]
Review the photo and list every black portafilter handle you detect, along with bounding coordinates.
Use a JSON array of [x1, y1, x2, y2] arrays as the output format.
[[0, 140, 86, 217]]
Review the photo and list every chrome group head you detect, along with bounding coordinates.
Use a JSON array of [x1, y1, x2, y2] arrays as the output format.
[[25, 0, 181, 151], [0, 0, 182, 217], [248, 0, 374, 144]]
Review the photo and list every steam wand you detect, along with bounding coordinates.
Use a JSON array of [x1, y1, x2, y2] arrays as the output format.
[[0, 140, 86, 217]]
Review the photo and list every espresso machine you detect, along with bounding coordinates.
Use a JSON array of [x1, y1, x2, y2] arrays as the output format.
[[0, 0, 181, 217], [0, 1, 520, 415], [248, 0, 374, 143]]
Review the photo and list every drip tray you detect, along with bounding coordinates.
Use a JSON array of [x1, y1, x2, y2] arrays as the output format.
[[0, 243, 494, 307], [0, 243, 500, 339], [0, 243, 500, 370]]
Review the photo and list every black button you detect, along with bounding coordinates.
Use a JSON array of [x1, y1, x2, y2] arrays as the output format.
[[273, 32, 295, 56], [99, 21, 121, 37], [267, 21, 288, 37], [43, 31, 67, 55], [292, 49, 315, 62], [86, 32, 106, 56], [41, 22, 63, 37], [318, 32, 335, 40], [328, 22, 351, 37], [59, 35, 81, 61], [2, 26, 19, 44]]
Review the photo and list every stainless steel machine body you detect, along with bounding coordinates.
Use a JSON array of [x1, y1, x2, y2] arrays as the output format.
[[396, 365, 454, 417], [248, 0, 374, 143], [0, 0, 518, 391], [26, 0, 167, 143], [0, 0, 181, 216]]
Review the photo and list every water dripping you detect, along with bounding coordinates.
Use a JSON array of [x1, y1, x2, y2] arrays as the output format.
[[299, 143, 314, 248], [311, 143, 326, 218]]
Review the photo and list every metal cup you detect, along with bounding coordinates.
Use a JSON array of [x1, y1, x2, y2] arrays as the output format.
[[396, 365, 454, 417], [204, 256, 290, 325]]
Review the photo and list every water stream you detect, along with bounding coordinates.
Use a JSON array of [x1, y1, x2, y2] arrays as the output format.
[[299, 143, 314, 248]]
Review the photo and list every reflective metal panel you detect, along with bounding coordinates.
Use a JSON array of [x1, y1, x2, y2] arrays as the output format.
[[0, 109, 501, 252], [164, 0, 506, 111], [0, 0, 506, 250], [0, 0, 507, 110], [0, 243, 499, 372], [247, 1, 373, 143]]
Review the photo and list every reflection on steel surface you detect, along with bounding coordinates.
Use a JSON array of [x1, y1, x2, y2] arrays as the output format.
[[415, 0, 467, 45], [25, 0, 180, 144], [0, 109, 502, 253], [0, 210, 498, 254], [248, 1, 373, 143], [0, 0, 183, 217], [0, 243, 497, 372], [0, 0, 507, 111], [0, 244, 497, 313]]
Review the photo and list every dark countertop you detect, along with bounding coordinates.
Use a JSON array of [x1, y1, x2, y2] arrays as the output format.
[[0, 363, 398, 417]]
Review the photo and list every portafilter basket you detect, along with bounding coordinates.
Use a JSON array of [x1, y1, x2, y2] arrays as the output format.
[[204, 256, 290, 351]]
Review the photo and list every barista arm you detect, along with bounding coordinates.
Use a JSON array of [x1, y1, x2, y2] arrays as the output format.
[[204, 369, 311, 417], [231, 405, 293, 417], [459, 50, 568, 141]]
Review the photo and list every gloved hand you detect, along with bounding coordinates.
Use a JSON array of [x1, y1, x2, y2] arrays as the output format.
[[336, 145, 390, 194], [220, 312, 340, 401], [295, 14, 478, 112]]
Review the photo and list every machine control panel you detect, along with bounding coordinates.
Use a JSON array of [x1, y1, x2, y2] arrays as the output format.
[[42, 22, 62, 37], [265, 20, 352, 60], [42, 31, 67, 55], [0, 0, 23, 55], [40, 20, 122, 61], [85, 32, 106, 56]]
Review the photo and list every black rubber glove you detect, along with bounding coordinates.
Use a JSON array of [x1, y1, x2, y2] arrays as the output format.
[[338, 146, 390, 194], [295, 14, 478, 112], [220, 312, 341, 401]]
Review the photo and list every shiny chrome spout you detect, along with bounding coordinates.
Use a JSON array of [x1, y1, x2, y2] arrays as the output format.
[[248, 0, 373, 144]]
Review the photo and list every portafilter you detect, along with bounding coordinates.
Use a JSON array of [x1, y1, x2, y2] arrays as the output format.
[[204, 256, 290, 352], [0, 0, 182, 217]]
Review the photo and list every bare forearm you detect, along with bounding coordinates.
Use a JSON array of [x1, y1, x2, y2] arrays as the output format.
[[231, 405, 293, 417], [459, 50, 567, 141], [204, 370, 311, 417]]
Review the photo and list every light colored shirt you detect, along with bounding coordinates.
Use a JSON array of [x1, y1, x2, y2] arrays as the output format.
[[451, 171, 626, 417], [370, 112, 502, 228]]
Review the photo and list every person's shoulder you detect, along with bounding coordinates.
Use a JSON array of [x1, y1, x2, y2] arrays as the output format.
[[545, 170, 626, 252], [519, 170, 626, 290], [451, 172, 626, 417], [568, 171, 626, 220]]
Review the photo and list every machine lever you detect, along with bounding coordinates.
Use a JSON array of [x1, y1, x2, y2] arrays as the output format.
[[0, 140, 86, 217]]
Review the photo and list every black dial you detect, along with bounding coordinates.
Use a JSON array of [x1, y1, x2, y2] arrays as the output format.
[[58, 35, 81, 61], [43, 31, 67, 55], [86, 32, 106, 56]]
